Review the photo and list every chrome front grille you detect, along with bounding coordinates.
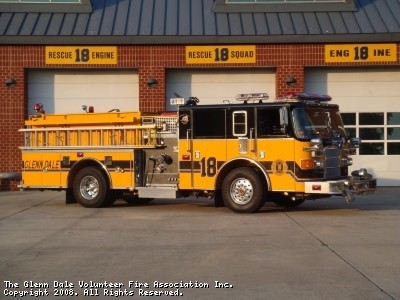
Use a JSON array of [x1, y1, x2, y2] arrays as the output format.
[[324, 147, 341, 178]]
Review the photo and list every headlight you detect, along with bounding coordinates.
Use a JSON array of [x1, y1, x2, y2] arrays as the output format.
[[351, 168, 368, 178]]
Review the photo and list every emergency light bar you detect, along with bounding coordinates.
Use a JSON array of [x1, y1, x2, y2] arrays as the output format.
[[236, 93, 269, 103], [286, 92, 332, 102], [170, 97, 185, 106]]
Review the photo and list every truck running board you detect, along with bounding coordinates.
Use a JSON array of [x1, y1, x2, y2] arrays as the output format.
[[136, 186, 178, 199]]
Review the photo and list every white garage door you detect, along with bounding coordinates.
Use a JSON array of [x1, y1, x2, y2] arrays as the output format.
[[166, 69, 275, 111], [305, 68, 400, 186], [28, 69, 139, 115]]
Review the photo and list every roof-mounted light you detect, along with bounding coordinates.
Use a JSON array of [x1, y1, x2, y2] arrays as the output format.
[[82, 105, 94, 113], [34, 103, 45, 114], [236, 93, 269, 103], [286, 92, 332, 102]]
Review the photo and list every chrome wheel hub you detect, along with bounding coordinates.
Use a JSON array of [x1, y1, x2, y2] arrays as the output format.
[[229, 178, 253, 205], [80, 176, 99, 200]]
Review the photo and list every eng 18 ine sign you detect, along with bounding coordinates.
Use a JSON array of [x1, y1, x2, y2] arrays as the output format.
[[186, 46, 256, 64], [325, 44, 397, 63], [45, 46, 117, 65]]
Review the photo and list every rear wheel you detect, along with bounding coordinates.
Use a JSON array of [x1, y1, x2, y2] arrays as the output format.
[[73, 167, 110, 208], [221, 167, 265, 213]]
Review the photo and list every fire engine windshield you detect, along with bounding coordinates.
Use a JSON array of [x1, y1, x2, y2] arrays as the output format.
[[292, 107, 346, 140]]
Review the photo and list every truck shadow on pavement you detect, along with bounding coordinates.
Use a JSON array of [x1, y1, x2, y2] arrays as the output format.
[[109, 187, 399, 214]]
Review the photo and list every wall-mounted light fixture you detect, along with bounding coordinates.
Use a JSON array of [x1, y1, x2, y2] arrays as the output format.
[[147, 77, 158, 89], [5, 78, 17, 88], [285, 76, 297, 87]]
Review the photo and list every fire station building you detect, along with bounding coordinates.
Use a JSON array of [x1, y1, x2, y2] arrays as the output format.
[[0, 0, 400, 189]]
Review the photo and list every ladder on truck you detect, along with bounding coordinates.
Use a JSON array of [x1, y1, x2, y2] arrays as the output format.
[[19, 125, 162, 150]]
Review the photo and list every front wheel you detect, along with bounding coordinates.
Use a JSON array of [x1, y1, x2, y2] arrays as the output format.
[[221, 167, 265, 213], [73, 167, 110, 208]]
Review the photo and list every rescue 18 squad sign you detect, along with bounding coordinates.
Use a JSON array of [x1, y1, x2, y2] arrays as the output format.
[[186, 45, 256, 64]]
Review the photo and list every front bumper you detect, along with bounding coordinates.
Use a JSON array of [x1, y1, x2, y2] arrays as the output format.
[[304, 168, 376, 202], [304, 180, 347, 195], [347, 168, 377, 195]]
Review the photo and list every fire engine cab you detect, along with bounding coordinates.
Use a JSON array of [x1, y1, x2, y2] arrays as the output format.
[[19, 92, 376, 213]]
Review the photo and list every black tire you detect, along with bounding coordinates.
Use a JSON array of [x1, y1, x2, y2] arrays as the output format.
[[73, 167, 110, 208], [221, 167, 265, 213], [271, 194, 305, 208]]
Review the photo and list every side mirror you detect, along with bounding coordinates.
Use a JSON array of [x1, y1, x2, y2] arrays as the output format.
[[349, 137, 361, 148]]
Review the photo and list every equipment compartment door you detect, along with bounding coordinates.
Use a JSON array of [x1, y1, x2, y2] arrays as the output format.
[[22, 152, 61, 187], [178, 109, 194, 189]]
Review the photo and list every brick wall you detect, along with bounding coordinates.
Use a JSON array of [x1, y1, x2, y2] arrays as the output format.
[[0, 46, 26, 190], [0, 43, 399, 190]]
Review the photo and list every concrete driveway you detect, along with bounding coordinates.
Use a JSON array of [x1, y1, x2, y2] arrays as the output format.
[[0, 188, 399, 299]]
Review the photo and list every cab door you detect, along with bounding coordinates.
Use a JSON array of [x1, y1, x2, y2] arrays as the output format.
[[178, 108, 227, 190], [255, 106, 296, 191]]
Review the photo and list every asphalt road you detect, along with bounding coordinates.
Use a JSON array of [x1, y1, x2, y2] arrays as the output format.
[[0, 188, 399, 300]]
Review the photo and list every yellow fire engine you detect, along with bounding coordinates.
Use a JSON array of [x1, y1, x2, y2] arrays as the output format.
[[19, 93, 376, 213]]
